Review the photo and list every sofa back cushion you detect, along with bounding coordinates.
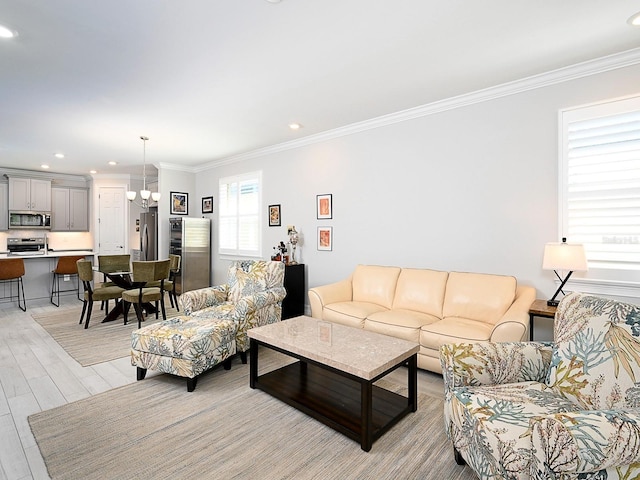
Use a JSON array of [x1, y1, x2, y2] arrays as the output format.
[[392, 268, 448, 317], [352, 265, 401, 309], [547, 293, 640, 410], [442, 272, 516, 324]]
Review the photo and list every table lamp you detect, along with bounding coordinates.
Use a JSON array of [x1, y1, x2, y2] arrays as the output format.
[[542, 238, 588, 307]]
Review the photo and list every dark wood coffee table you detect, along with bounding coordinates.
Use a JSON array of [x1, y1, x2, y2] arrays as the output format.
[[248, 316, 419, 451]]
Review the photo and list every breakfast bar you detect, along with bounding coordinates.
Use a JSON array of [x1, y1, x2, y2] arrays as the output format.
[[0, 249, 93, 302]]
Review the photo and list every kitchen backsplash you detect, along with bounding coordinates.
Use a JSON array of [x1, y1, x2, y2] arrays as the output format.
[[0, 231, 93, 252]]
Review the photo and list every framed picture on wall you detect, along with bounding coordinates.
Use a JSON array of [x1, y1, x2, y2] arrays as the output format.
[[202, 196, 213, 214], [269, 204, 281, 227], [170, 191, 188, 215], [316, 194, 332, 219], [317, 226, 333, 251]]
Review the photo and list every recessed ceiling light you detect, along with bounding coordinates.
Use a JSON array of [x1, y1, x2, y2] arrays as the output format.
[[89, 169, 97, 174], [288, 123, 302, 130], [265, 0, 282, 3], [41, 164, 50, 169], [54, 153, 64, 158], [108, 161, 118, 165], [628, 12, 640, 26], [0, 24, 16, 39]]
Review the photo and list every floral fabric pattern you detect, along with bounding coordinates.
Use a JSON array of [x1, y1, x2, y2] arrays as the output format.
[[440, 293, 640, 480], [179, 260, 286, 352], [131, 316, 236, 378]]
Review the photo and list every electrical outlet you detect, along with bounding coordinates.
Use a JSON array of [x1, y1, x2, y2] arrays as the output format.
[[64, 274, 70, 281]]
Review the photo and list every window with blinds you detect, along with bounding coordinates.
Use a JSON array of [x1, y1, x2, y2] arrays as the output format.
[[560, 95, 640, 281], [218, 171, 262, 257]]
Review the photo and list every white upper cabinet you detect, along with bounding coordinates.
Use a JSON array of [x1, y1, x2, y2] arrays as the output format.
[[9, 177, 52, 211]]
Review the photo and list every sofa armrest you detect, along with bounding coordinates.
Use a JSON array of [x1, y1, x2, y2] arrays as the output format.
[[531, 409, 640, 475], [490, 285, 536, 342], [440, 341, 552, 391], [308, 279, 353, 318], [179, 285, 229, 315]]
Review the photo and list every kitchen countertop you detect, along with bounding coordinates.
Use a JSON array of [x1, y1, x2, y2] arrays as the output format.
[[0, 250, 94, 259]]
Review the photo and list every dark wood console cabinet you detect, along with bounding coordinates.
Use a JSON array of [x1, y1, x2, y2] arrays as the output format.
[[282, 263, 305, 319]]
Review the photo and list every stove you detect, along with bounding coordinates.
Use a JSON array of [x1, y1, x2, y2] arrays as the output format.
[[7, 237, 46, 255]]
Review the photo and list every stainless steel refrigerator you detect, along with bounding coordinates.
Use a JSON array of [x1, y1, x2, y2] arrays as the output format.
[[169, 217, 211, 294], [139, 207, 158, 261]]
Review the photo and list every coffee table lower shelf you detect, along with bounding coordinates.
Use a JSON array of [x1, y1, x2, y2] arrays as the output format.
[[250, 342, 416, 451]]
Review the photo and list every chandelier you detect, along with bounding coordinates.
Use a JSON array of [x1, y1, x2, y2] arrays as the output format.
[[126, 136, 160, 209]]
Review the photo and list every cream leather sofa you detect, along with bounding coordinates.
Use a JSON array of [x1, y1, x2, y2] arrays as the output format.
[[308, 265, 535, 373]]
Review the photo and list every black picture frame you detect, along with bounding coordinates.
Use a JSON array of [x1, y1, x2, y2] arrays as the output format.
[[269, 204, 281, 227], [170, 191, 188, 215], [317, 194, 332, 219], [202, 196, 213, 214]]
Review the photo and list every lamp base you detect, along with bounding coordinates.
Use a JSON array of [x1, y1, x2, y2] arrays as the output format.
[[547, 299, 559, 307]]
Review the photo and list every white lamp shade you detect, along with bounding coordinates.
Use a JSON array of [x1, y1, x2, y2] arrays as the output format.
[[140, 189, 151, 200], [151, 192, 161, 202], [543, 242, 588, 271], [126, 191, 137, 201]]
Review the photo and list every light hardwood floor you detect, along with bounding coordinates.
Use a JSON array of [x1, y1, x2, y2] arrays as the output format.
[[0, 296, 445, 480]]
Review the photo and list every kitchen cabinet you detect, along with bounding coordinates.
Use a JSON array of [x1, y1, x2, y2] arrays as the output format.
[[0, 183, 7, 230], [51, 187, 89, 231], [9, 177, 51, 211]]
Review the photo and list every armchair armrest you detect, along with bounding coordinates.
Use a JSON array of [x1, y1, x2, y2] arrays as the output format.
[[308, 278, 353, 318], [179, 285, 229, 315], [532, 409, 640, 474], [490, 285, 536, 342], [440, 341, 552, 392], [234, 287, 287, 315]]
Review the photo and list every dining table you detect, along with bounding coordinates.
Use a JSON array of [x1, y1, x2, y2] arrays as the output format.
[[94, 264, 156, 323]]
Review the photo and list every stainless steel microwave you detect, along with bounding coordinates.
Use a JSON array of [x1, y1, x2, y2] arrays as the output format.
[[9, 212, 52, 229]]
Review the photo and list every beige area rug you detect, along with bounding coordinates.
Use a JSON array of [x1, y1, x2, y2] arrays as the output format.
[[31, 305, 181, 366], [29, 348, 476, 480]]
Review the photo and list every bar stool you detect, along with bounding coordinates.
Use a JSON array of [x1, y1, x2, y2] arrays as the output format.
[[0, 258, 26, 311], [50, 255, 85, 307]]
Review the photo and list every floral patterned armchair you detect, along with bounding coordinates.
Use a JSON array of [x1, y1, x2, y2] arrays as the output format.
[[440, 292, 640, 480], [179, 260, 286, 353]]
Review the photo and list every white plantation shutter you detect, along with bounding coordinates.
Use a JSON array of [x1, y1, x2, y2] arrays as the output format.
[[218, 172, 261, 257], [561, 96, 640, 281]]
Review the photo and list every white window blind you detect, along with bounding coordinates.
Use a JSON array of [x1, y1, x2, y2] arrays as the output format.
[[218, 171, 261, 257], [560, 96, 640, 281]]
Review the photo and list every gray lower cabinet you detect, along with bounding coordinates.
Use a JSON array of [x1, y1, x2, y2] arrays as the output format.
[[51, 187, 89, 231]]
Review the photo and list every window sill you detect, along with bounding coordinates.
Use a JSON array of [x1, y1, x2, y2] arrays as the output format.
[[564, 278, 640, 303]]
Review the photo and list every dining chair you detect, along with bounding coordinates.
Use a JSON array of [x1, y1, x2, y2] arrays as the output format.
[[0, 258, 26, 311], [77, 259, 126, 329], [97, 254, 130, 311], [122, 259, 171, 328], [145, 254, 181, 310], [50, 255, 85, 307]]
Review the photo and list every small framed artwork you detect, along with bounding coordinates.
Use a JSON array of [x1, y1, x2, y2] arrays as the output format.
[[202, 196, 213, 214], [317, 226, 333, 251], [316, 194, 332, 219], [268, 204, 281, 227], [170, 191, 188, 215]]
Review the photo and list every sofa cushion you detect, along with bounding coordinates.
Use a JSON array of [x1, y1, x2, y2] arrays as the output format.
[[366, 309, 439, 342], [392, 268, 448, 317], [442, 272, 516, 325], [420, 318, 493, 350], [547, 293, 640, 410], [323, 301, 388, 328], [352, 265, 401, 309]]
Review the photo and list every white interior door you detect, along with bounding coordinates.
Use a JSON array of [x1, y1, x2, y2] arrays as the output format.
[[98, 186, 127, 254]]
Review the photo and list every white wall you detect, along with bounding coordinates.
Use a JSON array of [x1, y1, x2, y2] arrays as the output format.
[[179, 63, 640, 341]]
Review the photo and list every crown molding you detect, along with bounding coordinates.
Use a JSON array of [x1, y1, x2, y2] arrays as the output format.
[[196, 47, 640, 171], [157, 162, 197, 173]]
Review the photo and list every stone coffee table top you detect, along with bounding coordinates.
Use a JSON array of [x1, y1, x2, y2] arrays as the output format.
[[248, 315, 419, 380]]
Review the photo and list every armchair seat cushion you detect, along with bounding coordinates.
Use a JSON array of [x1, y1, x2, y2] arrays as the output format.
[[448, 381, 579, 479]]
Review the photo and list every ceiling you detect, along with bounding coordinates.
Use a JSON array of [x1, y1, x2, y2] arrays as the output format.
[[1, 1, 640, 177]]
